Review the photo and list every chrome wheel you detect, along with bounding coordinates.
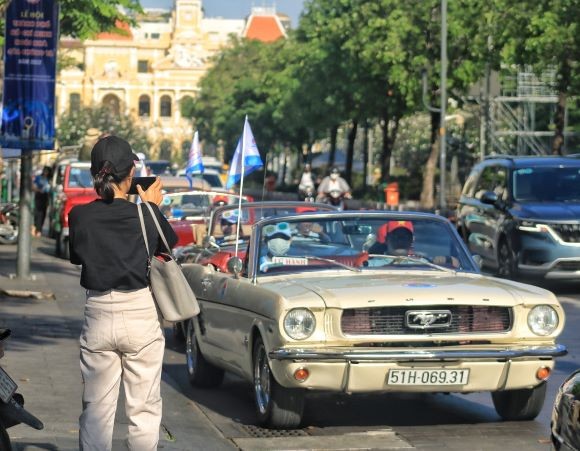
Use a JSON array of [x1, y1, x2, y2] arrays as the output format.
[[254, 341, 271, 415]]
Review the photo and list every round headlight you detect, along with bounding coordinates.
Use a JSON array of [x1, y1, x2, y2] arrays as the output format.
[[283, 308, 316, 340], [528, 305, 559, 336]]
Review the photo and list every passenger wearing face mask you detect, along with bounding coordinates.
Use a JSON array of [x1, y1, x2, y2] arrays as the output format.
[[316, 166, 352, 203], [259, 222, 293, 272]]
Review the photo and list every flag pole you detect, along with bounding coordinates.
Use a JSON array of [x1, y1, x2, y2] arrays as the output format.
[[234, 115, 248, 257]]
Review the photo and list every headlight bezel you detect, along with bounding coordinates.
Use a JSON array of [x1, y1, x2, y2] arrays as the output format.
[[283, 308, 316, 340], [527, 304, 559, 336]]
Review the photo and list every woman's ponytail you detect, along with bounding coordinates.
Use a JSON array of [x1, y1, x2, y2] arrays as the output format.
[[92, 160, 132, 203]]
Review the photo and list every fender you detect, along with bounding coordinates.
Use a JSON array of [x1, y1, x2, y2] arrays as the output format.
[[0, 394, 43, 431]]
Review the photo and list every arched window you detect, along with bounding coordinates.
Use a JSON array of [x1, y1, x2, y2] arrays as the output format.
[[69, 93, 81, 113], [160, 95, 172, 118], [102, 94, 121, 116], [138, 95, 150, 117]]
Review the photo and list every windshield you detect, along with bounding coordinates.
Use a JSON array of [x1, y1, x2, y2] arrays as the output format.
[[256, 216, 477, 276], [67, 167, 93, 188], [513, 166, 580, 202], [161, 192, 242, 219], [203, 173, 223, 188]]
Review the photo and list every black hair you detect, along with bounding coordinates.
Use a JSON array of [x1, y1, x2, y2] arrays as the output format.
[[93, 160, 132, 203]]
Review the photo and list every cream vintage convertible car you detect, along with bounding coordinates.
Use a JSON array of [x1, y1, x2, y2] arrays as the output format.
[[181, 210, 567, 428]]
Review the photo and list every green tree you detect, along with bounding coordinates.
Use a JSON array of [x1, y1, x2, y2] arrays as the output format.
[[496, 0, 580, 154], [57, 104, 149, 160]]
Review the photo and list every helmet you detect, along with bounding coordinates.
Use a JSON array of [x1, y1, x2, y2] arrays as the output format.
[[377, 220, 414, 244], [330, 166, 340, 175]]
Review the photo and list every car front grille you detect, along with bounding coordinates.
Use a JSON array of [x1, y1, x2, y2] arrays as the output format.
[[553, 260, 580, 271], [341, 306, 512, 336], [551, 223, 580, 243]]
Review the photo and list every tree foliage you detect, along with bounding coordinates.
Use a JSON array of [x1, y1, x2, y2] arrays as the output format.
[[57, 105, 149, 158]]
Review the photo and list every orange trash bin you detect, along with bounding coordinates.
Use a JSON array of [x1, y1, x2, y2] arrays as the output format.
[[384, 182, 399, 207]]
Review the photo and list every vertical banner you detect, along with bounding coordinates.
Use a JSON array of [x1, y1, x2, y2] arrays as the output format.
[[1, 0, 59, 150]]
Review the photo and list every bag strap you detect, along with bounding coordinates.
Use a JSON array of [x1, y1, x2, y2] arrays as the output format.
[[137, 203, 151, 258], [143, 201, 172, 255]]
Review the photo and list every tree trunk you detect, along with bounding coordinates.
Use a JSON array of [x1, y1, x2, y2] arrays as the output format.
[[345, 119, 358, 185], [362, 122, 369, 188], [380, 115, 390, 184], [552, 91, 566, 155], [419, 112, 440, 209], [328, 125, 338, 168]]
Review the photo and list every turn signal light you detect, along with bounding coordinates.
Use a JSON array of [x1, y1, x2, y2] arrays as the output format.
[[293, 368, 309, 382], [536, 366, 551, 381]]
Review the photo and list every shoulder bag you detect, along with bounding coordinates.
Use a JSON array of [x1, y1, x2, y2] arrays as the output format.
[[138, 202, 200, 321]]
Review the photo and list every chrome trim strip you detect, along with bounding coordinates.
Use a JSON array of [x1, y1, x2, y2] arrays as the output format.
[[268, 344, 567, 362]]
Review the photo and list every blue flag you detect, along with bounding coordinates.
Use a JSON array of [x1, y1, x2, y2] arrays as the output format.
[[226, 116, 263, 189], [185, 131, 204, 188]]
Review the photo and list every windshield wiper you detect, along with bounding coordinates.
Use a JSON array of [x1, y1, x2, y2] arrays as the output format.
[[367, 254, 456, 274], [293, 255, 361, 273]]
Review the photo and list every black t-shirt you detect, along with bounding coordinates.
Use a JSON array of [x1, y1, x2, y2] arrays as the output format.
[[69, 198, 178, 291]]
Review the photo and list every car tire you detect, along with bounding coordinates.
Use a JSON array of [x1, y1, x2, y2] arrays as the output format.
[[0, 421, 12, 450], [491, 382, 546, 421], [0, 217, 18, 245], [185, 319, 224, 388], [496, 237, 518, 279], [253, 336, 304, 429]]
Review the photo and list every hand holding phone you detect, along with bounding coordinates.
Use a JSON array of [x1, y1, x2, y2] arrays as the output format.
[[136, 176, 163, 205], [128, 176, 157, 195]]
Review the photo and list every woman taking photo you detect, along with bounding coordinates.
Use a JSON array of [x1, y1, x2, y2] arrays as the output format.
[[68, 135, 177, 450]]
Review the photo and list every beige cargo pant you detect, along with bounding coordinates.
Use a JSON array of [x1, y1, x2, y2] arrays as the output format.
[[79, 287, 164, 451]]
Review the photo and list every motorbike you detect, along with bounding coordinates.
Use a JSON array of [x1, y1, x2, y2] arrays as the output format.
[[299, 185, 316, 203], [320, 189, 348, 210], [0, 329, 44, 449], [0, 203, 19, 245]]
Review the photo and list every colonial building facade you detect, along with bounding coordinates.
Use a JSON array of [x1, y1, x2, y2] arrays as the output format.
[[56, 1, 288, 160]]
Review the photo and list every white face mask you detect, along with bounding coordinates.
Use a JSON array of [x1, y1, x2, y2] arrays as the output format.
[[268, 238, 291, 256], [330, 173, 338, 181]]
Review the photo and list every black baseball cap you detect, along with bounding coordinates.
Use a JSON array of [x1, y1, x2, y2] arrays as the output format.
[[90, 135, 139, 176]]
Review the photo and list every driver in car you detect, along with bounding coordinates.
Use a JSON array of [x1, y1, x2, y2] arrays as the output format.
[[217, 211, 243, 246], [367, 221, 459, 267], [259, 222, 293, 272]]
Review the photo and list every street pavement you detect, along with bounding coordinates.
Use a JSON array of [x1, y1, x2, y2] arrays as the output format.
[[0, 237, 236, 451]]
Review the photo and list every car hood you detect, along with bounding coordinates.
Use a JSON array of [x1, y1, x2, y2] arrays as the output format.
[[263, 272, 554, 309], [513, 202, 580, 221], [66, 192, 98, 205]]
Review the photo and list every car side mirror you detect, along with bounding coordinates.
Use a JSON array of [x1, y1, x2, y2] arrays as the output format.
[[227, 256, 243, 277], [480, 191, 499, 206], [203, 236, 219, 250], [472, 254, 483, 269]]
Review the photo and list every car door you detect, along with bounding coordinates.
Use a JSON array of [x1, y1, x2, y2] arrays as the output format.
[[462, 165, 505, 261]]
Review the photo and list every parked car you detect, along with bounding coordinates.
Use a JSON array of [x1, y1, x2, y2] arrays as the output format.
[[53, 162, 98, 259], [180, 210, 566, 428], [144, 159, 173, 176], [456, 155, 580, 280], [161, 190, 250, 247], [177, 168, 225, 190], [551, 368, 580, 451]]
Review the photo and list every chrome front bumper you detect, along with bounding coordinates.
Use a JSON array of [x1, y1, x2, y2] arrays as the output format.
[[269, 344, 567, 362]]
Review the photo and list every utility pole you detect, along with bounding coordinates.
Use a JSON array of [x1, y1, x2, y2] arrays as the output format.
[[439, 0, 448, 210], [16, 151, 32, 279]]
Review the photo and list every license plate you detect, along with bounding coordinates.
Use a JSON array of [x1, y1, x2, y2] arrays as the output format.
[[0, 367, 17, 403], [387, 368, 469, 386]]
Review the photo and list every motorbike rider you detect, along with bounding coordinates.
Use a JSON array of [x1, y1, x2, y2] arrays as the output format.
[[316, 166, 352, 203], [298, 164, 315, 200]]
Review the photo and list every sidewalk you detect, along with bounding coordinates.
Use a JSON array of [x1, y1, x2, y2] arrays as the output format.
[[0, 237, 236, 451]]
